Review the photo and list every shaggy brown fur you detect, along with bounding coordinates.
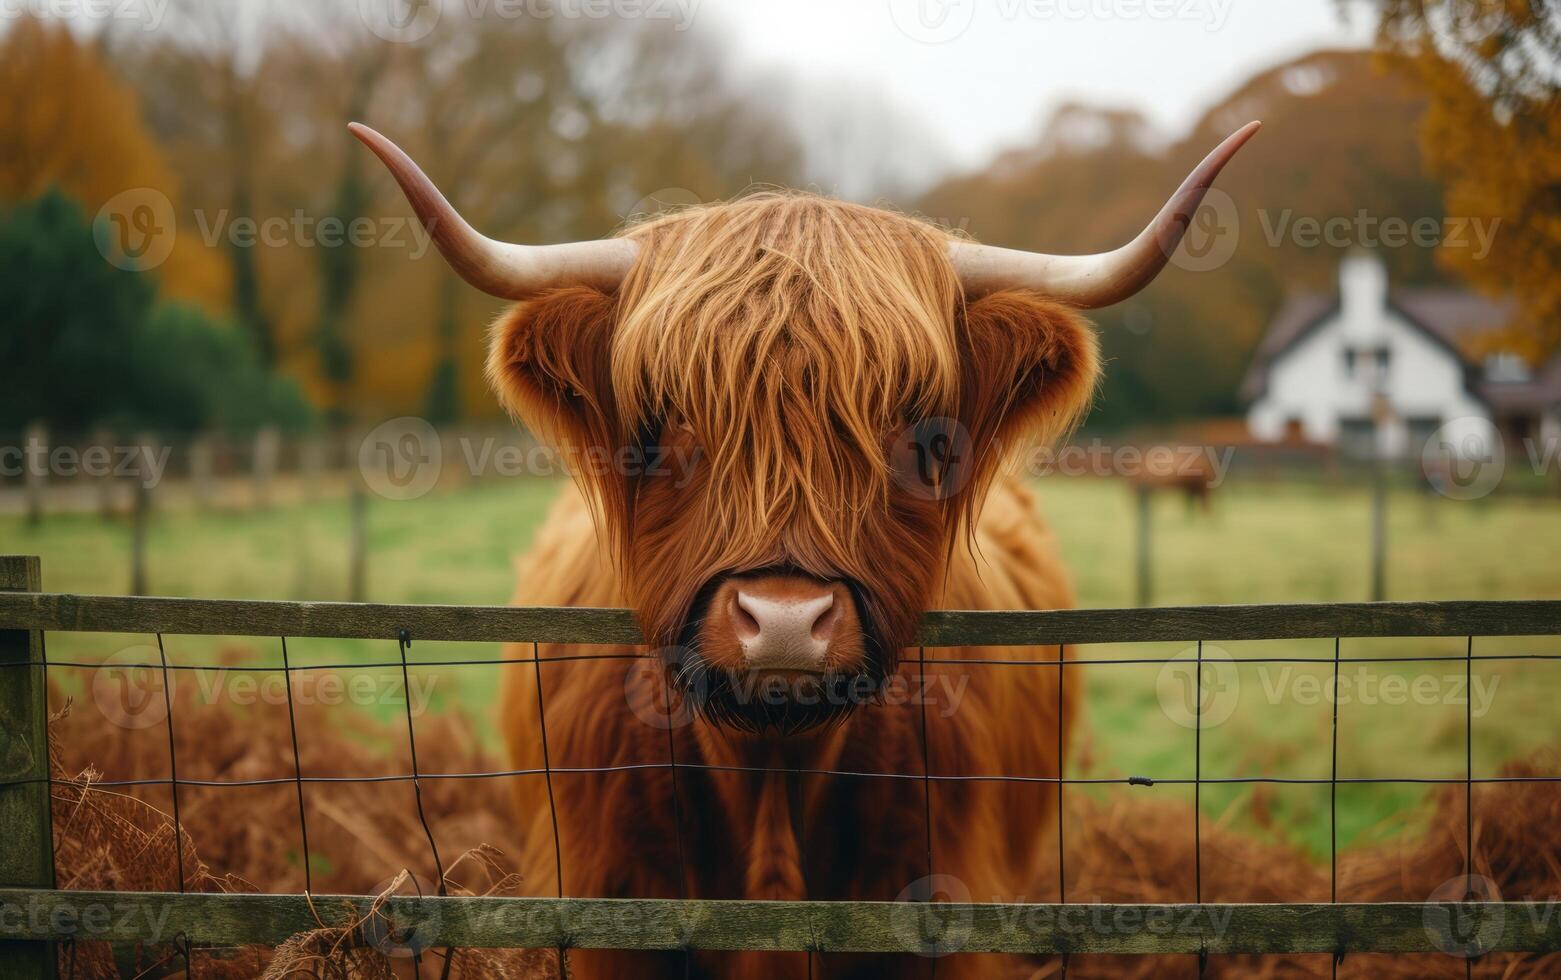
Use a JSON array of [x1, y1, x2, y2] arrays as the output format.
[[485, 192, 1105, 978]]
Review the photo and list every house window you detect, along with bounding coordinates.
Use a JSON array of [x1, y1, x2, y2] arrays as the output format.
[[1484, 352, 1532, 384], [1406, 416, 1441, 456], [1339, 417, 1377, 458], [1343, 347, 1391, 384]]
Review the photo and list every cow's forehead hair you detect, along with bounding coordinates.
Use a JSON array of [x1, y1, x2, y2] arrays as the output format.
[[612, 192, 964, 437], [573, 193, 969, 573]]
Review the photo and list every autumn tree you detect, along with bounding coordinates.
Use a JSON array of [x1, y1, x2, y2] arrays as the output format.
[[383, 17, 807, 423], [0, 189, 311, 434], [917, 52, 1443, 426], [104, 0, 287, 367], [101, 3, 815, 425], [0, 16, 226, 308], [1366, 0, 1561, 360]]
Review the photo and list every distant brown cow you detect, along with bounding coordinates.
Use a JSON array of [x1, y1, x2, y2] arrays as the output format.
[[1130, 444, 1218, 513], [354, 119, 1257, 978]]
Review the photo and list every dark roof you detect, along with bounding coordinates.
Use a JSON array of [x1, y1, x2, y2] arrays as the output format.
[[1238, 292, 1335, 403], [1240, 287, 1560, 413], [1392, 290, 1517, 347], [1482, 351, 1561, 415]]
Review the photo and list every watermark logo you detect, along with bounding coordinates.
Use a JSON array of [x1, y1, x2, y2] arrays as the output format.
[[890, 874, 974, 956], [362, 870, 443, 958], [1423, 874, 1504, 958], [359, 0, 442, 43], [891, 417, 974, 501], [1421, 0, 1518, 62], [94, 188, 176, 272], [886, 0, 976, 43], [623, 649, 698, 731], [1422, 417, 1505, 501], [1167, 187, 1239, 273], [91, 646, 172, 730], [1156, 645, 1239, 730], [359, 417, 443, 500]]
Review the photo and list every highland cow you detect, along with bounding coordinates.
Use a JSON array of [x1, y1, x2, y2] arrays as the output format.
[[353, 119, 1259, 978]]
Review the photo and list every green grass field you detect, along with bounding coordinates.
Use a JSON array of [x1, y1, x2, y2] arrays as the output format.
[[8, 474, 1561, 859]]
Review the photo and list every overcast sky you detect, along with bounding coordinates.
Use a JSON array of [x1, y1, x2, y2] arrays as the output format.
[[692, 0, 1377, 172]]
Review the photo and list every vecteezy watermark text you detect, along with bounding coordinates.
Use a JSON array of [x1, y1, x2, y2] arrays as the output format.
[[193, 209, 434, 258], [1, 0, 167, 31], [0, 441, 168, 488], [1022, 441, 1235, 485], [357, 417, 708, 500], [1156, 645, 1503, 731], [1259, 210, 1500, 260], [0, 893, 175, 942], [92, 647, 439, 729], [624, 653, 971, 730], [359, 0, 702, 44], [886, 0, 1234, 44]]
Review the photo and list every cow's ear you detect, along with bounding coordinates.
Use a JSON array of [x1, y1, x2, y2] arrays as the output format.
[[485, 287, 620, 451], [958, 289, 1100, 451]]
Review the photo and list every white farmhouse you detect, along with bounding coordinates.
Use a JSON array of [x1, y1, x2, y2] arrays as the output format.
[[1243, 253, 1560, 459]]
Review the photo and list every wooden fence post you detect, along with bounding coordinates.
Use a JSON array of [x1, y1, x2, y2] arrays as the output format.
[[90, 428, 116, 520], [23, 424, 46, 527], [129, 435, 156, 597], [1135, 483, 1153, 608], [0, 555, 57, 978], [348, 484, 367, 603], [188, 434, 215, 511], [300, 434, 327, 506], [253, 426, 280, 510], [1370, 459, 1387, 603]]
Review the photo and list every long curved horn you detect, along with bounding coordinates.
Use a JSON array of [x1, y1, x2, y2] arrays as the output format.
[[348, 123, 636, 299], [948, 121, 1260, 308]]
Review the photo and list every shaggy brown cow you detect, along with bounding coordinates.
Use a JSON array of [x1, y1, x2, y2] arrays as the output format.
[[353, 120, 1258, 978]]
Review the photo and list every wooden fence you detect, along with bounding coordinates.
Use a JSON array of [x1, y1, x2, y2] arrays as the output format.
[[3, 554, 1561, 974]]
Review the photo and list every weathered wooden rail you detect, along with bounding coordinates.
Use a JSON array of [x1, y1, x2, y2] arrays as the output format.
[[0, 890, 1555, 956], [3, 590, 1560, 646], [3, 555, 1560, 972]]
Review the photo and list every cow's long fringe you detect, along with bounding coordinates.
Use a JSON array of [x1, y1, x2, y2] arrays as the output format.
[[47, 679, 1560, 977], [485, 194, 1101, 656]]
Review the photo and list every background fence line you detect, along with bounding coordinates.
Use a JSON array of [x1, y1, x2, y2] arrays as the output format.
[[9, 425, 1555, 608]]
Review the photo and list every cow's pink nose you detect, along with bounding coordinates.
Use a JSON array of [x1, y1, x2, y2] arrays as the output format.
[[730, 587, 839, 671]]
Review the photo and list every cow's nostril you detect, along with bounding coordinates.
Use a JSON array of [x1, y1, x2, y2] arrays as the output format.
[[729, 592, 762, 640], [811, 598, 840, 642]]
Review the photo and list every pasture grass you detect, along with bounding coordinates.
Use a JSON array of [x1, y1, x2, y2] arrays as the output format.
[[8, 474, 1561, 859]]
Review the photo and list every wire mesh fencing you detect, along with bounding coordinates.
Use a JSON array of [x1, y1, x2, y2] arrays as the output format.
[[2, 563, 1561, 978]]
